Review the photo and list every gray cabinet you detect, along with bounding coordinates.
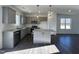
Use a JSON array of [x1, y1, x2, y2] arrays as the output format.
[[21, 28, 27, 39], [26, 17, 47, 24], [2, 7, 16, 24], [39, 17, 47, 21], [26, 17, 31, 24], [20, 15, 27, 24], [21, 28, 31, 39], [14, 30, 21, 46], [3, 30, 20, 48], [23, 16, 27, 24]]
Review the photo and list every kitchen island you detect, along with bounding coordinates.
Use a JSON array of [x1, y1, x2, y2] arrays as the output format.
[[33, 29, 56, 44]]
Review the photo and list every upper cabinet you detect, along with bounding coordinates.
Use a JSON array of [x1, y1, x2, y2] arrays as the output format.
[[26, 16, 47, 24], [22, 16, 27, 24], [39, 17, 47, 22], [2, 7, 16, 24], [20, 15, 27, 24]]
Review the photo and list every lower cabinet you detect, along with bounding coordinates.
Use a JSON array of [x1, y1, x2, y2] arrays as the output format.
[[3, 30, 21, 48], [21, 29, 27, 39], [21, 28, 31, 39], [33, 30, 51, 44], [14, 30, 21, 46]]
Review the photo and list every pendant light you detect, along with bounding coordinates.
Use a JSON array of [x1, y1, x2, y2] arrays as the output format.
[[36, 5, 40, 18], [48, 5, 52, 16], [49, 5, 52, 12]]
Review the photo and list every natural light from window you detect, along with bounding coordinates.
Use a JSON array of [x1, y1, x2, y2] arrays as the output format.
[[60, 18, 71, 29]]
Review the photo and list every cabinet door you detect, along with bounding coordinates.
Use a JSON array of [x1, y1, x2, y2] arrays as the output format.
[[33, 31, 41, 43], [33, 31, 51, 44], [20, 15, 23, 24], [2, 7, 8, 23], [2, 7, 16, 24], [23, 17, 26, 24], [8, 8, 16, 24], [14, 31, 20, 46], [21, 29, 26, 39], [39, 17, 47, 22], [20, 16, 27, 24]]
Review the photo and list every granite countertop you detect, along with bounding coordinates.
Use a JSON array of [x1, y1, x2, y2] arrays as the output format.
[[33, 29, 56, 35], [33, 29, 56, 32], [3, 27, 30, 32], [3, 28, 21, 32]]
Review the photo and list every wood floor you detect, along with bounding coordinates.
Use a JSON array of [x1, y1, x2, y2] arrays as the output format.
[[1, 34, 79, 54], [55, 34, 79, 54]]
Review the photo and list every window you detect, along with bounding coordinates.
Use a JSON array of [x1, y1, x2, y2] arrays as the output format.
[[16, 15, 20, 26], [66, 18, 71, 29], [60, 18, 71, 29], [60, 18, 65, 29]]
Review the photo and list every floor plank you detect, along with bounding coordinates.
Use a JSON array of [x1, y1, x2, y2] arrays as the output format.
[[55, 34, 79, 54]]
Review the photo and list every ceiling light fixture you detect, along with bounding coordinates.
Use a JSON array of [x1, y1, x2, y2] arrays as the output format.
[[49, 5, 52, 11], [68, 10, 71, 12], [37, 5, 39, 7], [48, 5, 52, 12], [48, 5, 52, 16], [36, 5, 40, 18], [49, 5, 52, 7]]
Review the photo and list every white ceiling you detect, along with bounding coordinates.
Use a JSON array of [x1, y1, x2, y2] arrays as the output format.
[[14, 5, 79, 16]]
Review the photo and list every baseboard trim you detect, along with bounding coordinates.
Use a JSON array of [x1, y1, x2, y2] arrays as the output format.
[[57, 34, 79, 35]]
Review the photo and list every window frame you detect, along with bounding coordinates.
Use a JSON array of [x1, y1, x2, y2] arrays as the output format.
[[60, 17, 71, 30]]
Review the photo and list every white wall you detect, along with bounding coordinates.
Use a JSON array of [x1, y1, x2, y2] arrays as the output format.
[[47, 12, 57, 31], [29, 12, 57, 30], [0, 6, 3, 49]]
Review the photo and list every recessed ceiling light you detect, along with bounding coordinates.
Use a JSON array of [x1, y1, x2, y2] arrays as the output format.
[[68, 10, 71, 12]]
